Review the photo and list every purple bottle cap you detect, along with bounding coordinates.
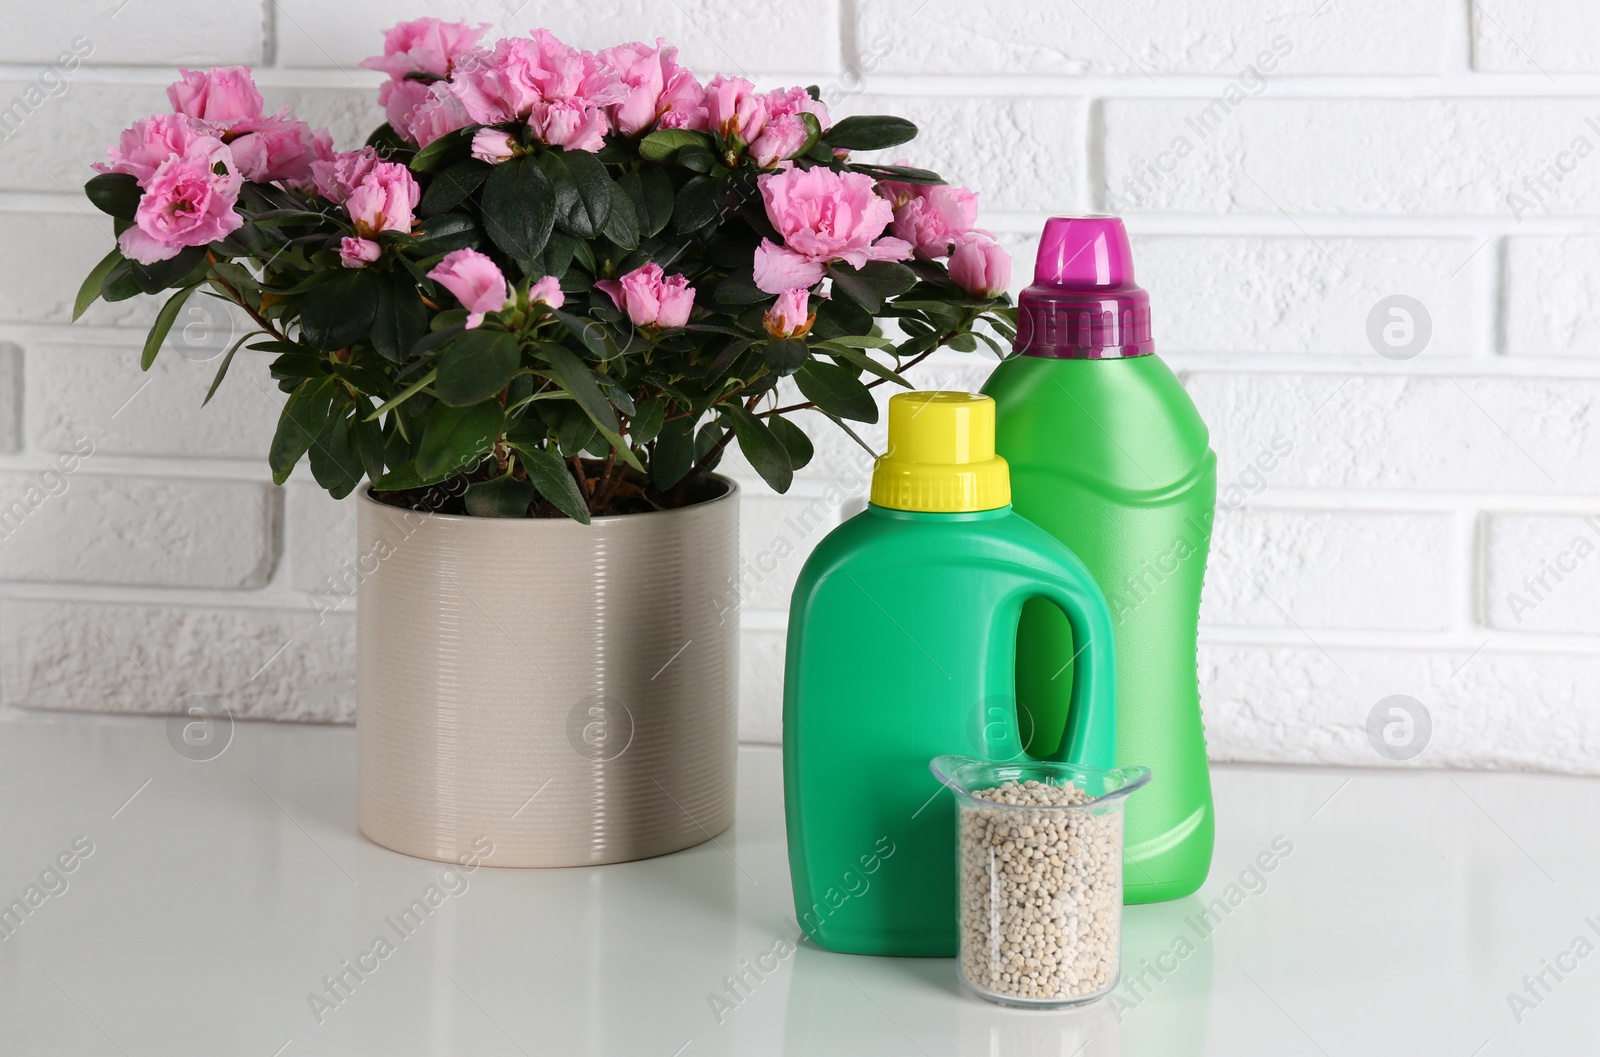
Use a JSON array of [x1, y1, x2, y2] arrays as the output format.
[[1014, 215, 1153, 359]]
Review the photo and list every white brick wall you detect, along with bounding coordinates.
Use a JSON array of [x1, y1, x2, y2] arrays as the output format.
[[2, 0, 1598, 775]]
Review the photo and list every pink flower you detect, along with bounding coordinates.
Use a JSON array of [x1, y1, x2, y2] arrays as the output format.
[[948, 237, 1011, 298], [751, 168, 912, 294], [428, 248, 511, 329], [448, 31, 623, 144], [117, 138, 243, 264], [764, 85, 828, 128], [408, 85, 475, 148], [345, 162, 420, 238], [361, 18, 488, 82], [162, 66, 327, 186], [705, 76, 766, 144], [226, 111, 324, 184], [596, 39, 706, 136], [362, 18, 488, 142], [887, 182, 981, 259], [339, 236, 382, 269], [311, 146, 382, 204], [532, 98, 610, 152], [528, 275, 565, 309], [595, 262, 695, 329], [378, 79, 437, 144], [166, 67, 264, 124], [471, 128, 518, 164], [750, 88, 829, 170], [95, 112, 207, 184], [749, 114, 810, 168], [764, 287, 813, 339]]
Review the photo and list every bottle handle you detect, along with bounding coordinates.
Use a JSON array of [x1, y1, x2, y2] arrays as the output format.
[[1018, 572, 1118, 771]]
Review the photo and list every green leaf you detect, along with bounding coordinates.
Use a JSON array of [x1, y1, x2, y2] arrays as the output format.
[[541, 344, 619, 432], [638, 128, 713, 163], [84, 173, 141, 220], [131, 245, 207, 294], [464, 474, 534, 517], [694, 420, 725, 470], [721, 404, 792, 492], [676, 145, 717, 173], [763, 337, 808, 375], [651, 416, 695, 491], [826, 260, 918, 313], [672, 175, 722, 234], [712, 267, 768, 306], [819, 343, 912, 386], [309, 405, 366, 499], [419, 158, 491, 217], [540, 149, 612, 239], [629, 397, 666, 446], [818, 333, 895, 350], [601, 185, 639, 250], [371, 271, 430, 363], [549, 312, 618, 360], [410, 211, 482, 258], [300, 268, 379, 351], [479, 155, 555, 261], [73, 248, 122, 321], [202, 328, 264, 406], [435, 328, 521, 406], [767, 414, 814, 472], [616, 168, 674, 240], [416, 400, 503, 482], [141, 284, 199, 370], [514, 443, 590, 523], [269, 375, 336, 484], [556, 407, 599, 457], [824, 115, 918, 151], [408, 125, 478, 173], [847, 162, 944, 185], [542, 231, 577, 279], [100, 259, 143, 302], [353, 413, 386, 482], [796, 360, 878, 423]]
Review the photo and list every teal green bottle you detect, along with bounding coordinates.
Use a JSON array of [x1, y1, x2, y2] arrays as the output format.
[[983, 216, 1216, 904], [782, 391, 1118, 956]]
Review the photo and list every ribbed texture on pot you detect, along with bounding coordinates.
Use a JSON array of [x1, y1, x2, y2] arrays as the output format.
[[355, 480, 739, 868]]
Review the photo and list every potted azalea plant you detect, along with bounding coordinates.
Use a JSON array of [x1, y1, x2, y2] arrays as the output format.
[[77, 20, 1015, 867]]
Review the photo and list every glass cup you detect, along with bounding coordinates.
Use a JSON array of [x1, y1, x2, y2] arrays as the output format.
[[930, 755, 1152, 1008]]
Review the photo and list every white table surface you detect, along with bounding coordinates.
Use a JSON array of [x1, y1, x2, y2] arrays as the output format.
[[0, 718, 1594, 1056]]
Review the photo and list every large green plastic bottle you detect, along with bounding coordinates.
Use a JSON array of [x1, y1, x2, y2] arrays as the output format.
[[783, 392, 1118, 956], [983, 216, 1216, 904]]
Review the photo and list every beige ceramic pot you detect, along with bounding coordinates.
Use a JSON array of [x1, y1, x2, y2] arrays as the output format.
[[355, 477, 739, 867]]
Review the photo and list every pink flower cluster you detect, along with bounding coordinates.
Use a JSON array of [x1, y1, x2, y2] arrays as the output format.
[[97, 66, 330, 264], [363, 20, 821, 167], [880, 167, 1011, 298], [750, 163, 1008, 300], [426, 248, 565, 329], [596, 262, 695, 329]]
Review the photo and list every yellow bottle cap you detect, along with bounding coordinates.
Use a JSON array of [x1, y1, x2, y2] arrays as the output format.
[[870, 391, 1011, 512]]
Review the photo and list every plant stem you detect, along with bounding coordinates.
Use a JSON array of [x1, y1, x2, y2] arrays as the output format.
[[571, 455, 591, 500], [593, 448, 618, 511], [204, 252, 290, 344]]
